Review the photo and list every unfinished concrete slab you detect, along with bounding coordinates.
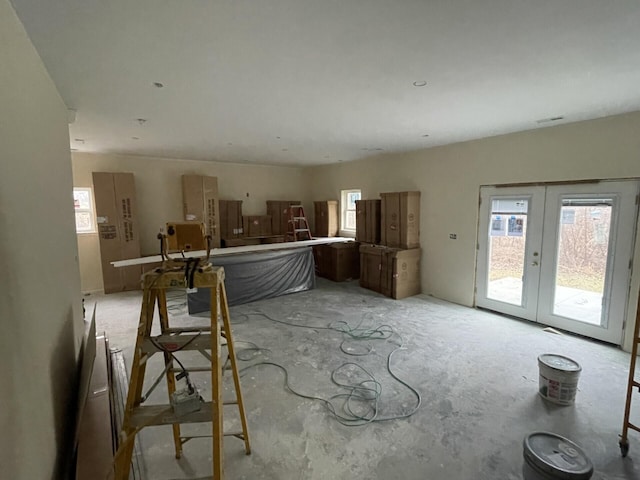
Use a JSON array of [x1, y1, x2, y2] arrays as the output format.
[[87, 278, 640, 480]]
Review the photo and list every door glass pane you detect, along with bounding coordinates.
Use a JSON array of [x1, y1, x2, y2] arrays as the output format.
[[487, 198, 528, 305], [552, 198, 612, 325]]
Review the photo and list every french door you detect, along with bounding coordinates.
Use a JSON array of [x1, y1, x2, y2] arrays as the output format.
[[476, 181, 639, 344]]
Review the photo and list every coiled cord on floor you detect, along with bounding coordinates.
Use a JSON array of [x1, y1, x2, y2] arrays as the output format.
[[234, 311, 422, 426]]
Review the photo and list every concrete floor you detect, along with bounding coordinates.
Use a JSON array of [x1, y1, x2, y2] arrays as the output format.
[[88, 278, 640, 480]]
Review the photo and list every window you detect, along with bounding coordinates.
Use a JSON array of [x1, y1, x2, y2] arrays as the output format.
[[341, 189, 361, 234], [73, 187, 96, 234]]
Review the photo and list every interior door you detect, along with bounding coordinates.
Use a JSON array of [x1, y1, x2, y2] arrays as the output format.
[[476, 181, 638, 344]]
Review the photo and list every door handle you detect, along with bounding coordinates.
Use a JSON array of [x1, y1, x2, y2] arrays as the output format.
[[531, 261, 539, 266]]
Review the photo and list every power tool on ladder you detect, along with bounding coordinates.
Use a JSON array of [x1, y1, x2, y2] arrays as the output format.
[[287, 205, 313, 241]]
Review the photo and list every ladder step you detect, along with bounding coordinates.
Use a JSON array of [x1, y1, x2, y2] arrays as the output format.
[[169, 365, 233, 373], [629, 422, 640, 433], [164, 326, 211, 334], [180, 432, 245, 442], [163, 326, 230, 337], [142, 334, 230, 354], [142, 334, 211, 353], [130, 401, 241, 427]]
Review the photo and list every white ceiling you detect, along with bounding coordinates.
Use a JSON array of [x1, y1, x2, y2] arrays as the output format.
[[10, 0, 640, 166]]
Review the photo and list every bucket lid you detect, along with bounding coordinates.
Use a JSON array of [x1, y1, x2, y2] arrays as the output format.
[[538, 354, 582, 372], [523, 432, 593, 479]]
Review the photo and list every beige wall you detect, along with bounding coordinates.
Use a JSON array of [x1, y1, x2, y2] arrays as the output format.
[[72, 152, 311, 292], [0, 1, 84, 478], [308, 112, 640, 351]]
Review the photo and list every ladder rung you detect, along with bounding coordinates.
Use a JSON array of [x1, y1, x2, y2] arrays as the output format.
[[130, 404, 211, 426], [170, 366, 212, 373], [180, 432, 245, 442], [142, 334, 231, 355], [290, 205, 303, 208], [142, 334, 211, 353], [164, 326, 229, 337], [628, 422, 640, 433], [164, 327, 211, 334], [294, 229, 310, 232], [169, 364, 233, 373], [130, 400, 242, 427], [180, 434, 213, 441]]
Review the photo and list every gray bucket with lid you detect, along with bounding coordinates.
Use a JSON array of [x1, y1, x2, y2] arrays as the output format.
[[523, 432, 593, 480]]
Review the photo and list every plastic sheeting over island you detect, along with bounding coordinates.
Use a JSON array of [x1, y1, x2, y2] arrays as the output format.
[[187, 247, 315, 313]]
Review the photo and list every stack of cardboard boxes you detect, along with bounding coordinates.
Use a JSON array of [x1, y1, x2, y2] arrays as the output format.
[[218, 199, 300, 247], [314, 201, 339, 237], [181, 174, 221, 248], [267, 200, 300, 237], [92, 172, 142, 293], [219, 200, 244, 241], [312, 199, 359, 282], [359, 191, 421, 299], [313, 242, 360, 282], [160, 175, 222, 253], [355, 199, 381, 244]]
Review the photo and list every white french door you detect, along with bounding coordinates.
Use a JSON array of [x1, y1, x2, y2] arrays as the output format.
[[476, 181, 639, 344]]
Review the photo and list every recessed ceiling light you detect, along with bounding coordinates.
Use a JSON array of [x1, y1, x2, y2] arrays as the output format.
[[136, 118, 147, 125], [131, 136, 139, 140], [74, 138, 85, 144], [413, 80, 427, 87], [536, 116, 565, 124], [153, 82, 164, 88]]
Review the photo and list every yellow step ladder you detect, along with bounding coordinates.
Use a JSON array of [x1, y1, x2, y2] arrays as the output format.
[[114, 264, 251, 480], [620, 289, 640, 457]]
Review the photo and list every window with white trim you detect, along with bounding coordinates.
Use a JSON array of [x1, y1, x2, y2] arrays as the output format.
[[340, 189, 361, 234], [73, 187, 96, 234]]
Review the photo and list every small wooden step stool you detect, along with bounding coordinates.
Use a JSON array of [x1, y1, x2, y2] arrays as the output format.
[[114, 264, 251, 480], [286, 205, 313, 241]]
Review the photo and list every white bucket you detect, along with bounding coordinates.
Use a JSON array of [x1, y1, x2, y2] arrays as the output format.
[[538, 354, 581, 406]]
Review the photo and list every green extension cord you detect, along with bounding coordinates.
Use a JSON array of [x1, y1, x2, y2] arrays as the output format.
[[234, 312, 422, 426]]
